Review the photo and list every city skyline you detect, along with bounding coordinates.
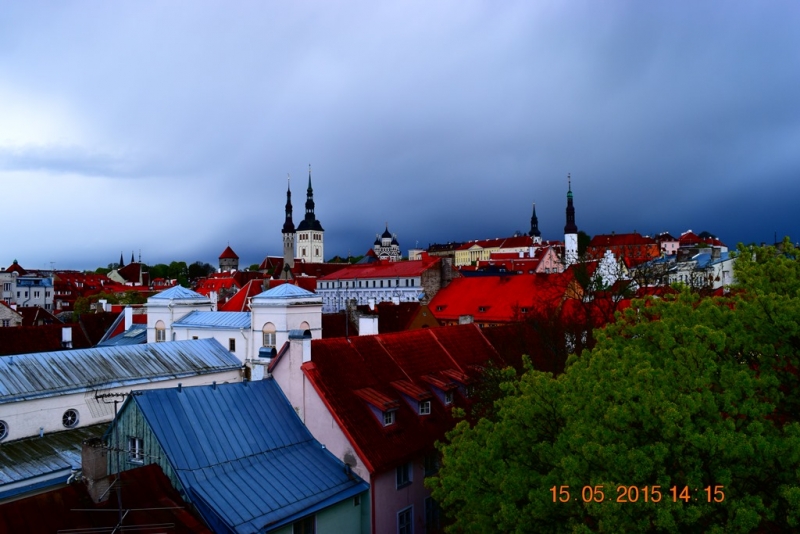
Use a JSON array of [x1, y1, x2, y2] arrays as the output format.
[[2, 2, 798, 270]]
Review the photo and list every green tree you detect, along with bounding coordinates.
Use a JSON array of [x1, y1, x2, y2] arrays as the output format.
[[428, 243, 800, 533]]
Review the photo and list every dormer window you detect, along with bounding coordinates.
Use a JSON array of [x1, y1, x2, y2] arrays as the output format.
[[383, 410, 396, 426], [444, 391, 454, 405], [419, 400, 431, 415]]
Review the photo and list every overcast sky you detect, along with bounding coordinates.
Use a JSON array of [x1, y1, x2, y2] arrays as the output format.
[[1, 1, 798, 271]]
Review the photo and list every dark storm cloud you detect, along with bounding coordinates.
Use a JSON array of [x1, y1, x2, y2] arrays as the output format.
[[1, 2, 798, 269]]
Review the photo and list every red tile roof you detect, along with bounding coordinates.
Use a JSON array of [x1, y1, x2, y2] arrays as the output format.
[[318, 256, 440, 281], [219, 245, 239, 259], [301, 324, 506, 473], [218, 279, 265, 312], [194, 277, 240, 297], [455, 235, 534, 251], [429, 272, 572, 323]]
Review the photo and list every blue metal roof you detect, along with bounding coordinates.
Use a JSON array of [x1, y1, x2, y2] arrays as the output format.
[[149, 285, 208, 300], [253, 284, 317, 300], [127, 380, 368, 533], [0, 424, 106, 499], [172, 311, 251, 329], [96, 325, 148, 347], [0, 339, 241, 403]]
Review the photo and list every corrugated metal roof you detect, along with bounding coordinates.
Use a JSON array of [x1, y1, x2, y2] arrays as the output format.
[[149, 286, 208, 300], [172, 311, 251, 329], [0, 424, 106, 490], [127, 380, 368, 533], [0, 339, 241, 403]]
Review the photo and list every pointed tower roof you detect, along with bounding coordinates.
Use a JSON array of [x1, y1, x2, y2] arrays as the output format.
[[119, 252, 125, 268], [381, 223, 392, 239], [282, 175, 296, 234], [219, 245, 239, 260], [564, 174, 578, 234], [130, 251, 136, 265], [529, 202, 541, 238], [297, 165, 324, 232]]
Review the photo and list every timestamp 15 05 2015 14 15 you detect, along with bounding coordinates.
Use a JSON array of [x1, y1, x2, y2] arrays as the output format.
[[550, 485, 725, 504]]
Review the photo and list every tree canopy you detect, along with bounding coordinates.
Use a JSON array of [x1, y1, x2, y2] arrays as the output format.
[[428, 240, 800, 533]]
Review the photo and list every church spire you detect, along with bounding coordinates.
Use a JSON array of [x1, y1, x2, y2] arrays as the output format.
[[119, 252, 125, 268], [564, 173, 577, 234], [304, 164, 315, 224], [529, 202, 541, 239], [283, 174, 295, 234]]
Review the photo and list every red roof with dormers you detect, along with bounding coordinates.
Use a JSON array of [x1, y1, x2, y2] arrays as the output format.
[[429, 272, 572, 324], [194, 277, 240, 297], [219, 245, 239, 260], [299, 324, 507, 473], [318, 255, 440, 281]]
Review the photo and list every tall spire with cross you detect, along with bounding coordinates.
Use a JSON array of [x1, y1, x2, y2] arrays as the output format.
[[529, 202, 542, 244], [281, 174, 296, 279], [564, 173, 579, 265]]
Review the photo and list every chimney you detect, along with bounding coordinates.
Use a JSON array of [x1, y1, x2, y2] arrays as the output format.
[[124, 306, 133, 331], [458, 315, 474, 324], [302, 335, 311, 363], [391, 296, 400, 305], [712, 247, 721, 260], [368, 298, 375, 311], [62, 327, 73, 348], [358, 315, 379, 336], [82, 438, 110, 503]]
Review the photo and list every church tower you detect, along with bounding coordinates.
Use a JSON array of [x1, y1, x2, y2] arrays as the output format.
[[529, 203, 542, 245], [281, 176, 296, 280], [296, 165, 325, 264], [564, 174, 578, 265]]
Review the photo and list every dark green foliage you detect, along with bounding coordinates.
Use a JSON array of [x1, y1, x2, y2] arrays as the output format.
[[428, 241, 800, 533]]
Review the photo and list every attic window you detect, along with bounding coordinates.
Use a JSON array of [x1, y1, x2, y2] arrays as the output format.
[[436, 306, 445, 311], [520, 307, 529, 314], [419, 400, 431, 415], [444, 391, 454, 405], [383, 410, 396, 426], [478, 306, 488, 313], [128, 436, 144, 464]]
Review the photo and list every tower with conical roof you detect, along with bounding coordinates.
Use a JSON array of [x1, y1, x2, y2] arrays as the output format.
[[219, 244, 240, 272], [564, 174, 579, 265], [529, 203, 542, 245], [281, 175, 296, 279], [295, 165, 325, 264]]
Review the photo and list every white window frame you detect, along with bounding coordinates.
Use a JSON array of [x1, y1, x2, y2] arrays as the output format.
[[419, 400, 431, 415], [444, 391, 454, 405], [383, 410, 396, 426], [129, 436, 144, 463]]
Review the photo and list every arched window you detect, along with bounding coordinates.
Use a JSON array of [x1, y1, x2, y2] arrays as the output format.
[[155, 320, 166, 342], [299, 321, 310, 332], [263, 322, 276, 348]]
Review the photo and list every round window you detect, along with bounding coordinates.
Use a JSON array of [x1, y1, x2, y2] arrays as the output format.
[[62, 409, 79, 428], [0, 420, 7, 440]]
